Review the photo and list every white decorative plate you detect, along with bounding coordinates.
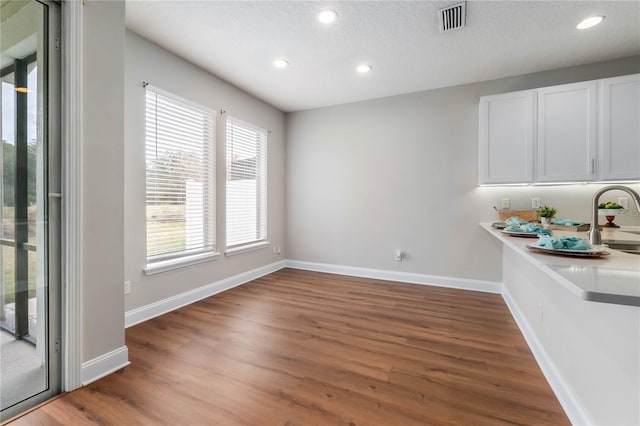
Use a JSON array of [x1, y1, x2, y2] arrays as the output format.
[[526, 243, 610, 258], [502, 230, 543, 238]]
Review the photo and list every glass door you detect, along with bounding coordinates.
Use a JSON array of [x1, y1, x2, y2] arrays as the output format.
[[0, 0, 60, 419]]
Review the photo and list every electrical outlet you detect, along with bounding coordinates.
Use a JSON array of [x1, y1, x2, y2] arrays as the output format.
[[618, 197, 629, 209], [124, 281, 131, 295], [501, 198, 510, 209], [272, 245, 281, 255], [531, 198, 541, 209], [395, 249, 403, 261]]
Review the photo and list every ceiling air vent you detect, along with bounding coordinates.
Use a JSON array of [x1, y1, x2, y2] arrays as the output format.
[[438, 2, 466, 33]]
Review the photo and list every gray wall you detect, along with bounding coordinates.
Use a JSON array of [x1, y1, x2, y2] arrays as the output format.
[[124, 31, 286, 312], [286, 56, 640, 282], [82, 1, 126, 361]]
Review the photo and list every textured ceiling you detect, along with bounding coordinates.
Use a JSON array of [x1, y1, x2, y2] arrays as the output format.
[[126, 1, 640, 112]]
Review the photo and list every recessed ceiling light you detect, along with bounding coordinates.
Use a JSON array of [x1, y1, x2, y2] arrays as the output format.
[[317, 9, 338, 24], [272, 58, 289, 68], [577, 16, 604, 30], [356, 64, 372, 74]]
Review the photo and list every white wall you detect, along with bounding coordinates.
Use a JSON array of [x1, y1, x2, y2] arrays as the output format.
[[286, 56, 640, 282], [81, 0, 126, 362], [124, 31, 286, 312]]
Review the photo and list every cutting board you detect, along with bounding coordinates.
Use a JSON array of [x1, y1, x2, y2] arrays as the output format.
[[496, 210, 538, 222]]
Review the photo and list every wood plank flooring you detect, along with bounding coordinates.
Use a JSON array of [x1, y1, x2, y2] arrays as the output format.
[[8, 269, 569, 425]]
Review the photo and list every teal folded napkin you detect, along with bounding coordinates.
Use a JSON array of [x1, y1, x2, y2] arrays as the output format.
[[538, 236, 590, 251], [505, 223, 552, 236], [505, 217, 529, 226], [553, 218, 585, 226]]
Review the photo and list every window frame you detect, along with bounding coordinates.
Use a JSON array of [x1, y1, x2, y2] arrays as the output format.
[[143, 85, 217, 275], [224, 115, 268, 253]]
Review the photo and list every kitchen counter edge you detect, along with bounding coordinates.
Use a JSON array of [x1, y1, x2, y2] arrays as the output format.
[[480, 223, 640, 307]]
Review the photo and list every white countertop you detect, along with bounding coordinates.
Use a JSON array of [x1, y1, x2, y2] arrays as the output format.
[[481, 223, 640, 307]]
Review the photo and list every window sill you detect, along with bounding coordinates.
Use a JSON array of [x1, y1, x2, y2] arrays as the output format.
[[144, 251, 220, 276], [224, 241, 270, 257]]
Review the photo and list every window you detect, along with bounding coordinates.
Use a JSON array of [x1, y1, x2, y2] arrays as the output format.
[[144, 86, 216, 273], [225, 117, 267, 249]]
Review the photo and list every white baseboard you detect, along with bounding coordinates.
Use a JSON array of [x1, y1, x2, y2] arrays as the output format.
[[285, 260, 502, 294], [125, 260, 287, 328], [501, 287, 589, 426], [126, 259, 499, 329], [81, 346, 130, 386]]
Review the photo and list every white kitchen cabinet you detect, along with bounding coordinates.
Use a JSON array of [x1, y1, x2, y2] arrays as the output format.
[[536, 81, 597, 182], [599, 74, 640, 181], [479, 90, 535, 184], [478, 74, 638, 185]]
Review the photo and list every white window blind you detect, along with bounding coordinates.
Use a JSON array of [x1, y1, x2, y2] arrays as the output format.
[[145, 86, 215, 264], [225, 117, 267, 248]]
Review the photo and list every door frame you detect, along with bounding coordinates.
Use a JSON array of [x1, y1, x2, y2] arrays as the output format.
[[61, 0, 83, 392]]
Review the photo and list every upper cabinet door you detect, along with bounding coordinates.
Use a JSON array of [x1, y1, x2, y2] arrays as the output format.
[[479, 90, 535, 184], [600, 74, 640, 181], [536, 81, 597, 182]]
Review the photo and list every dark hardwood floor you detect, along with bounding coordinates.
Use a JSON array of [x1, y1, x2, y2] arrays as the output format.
[[8, 268, 569, 425]]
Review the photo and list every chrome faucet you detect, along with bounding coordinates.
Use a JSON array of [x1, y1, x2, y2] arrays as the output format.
[[589, 185, 640, 245]]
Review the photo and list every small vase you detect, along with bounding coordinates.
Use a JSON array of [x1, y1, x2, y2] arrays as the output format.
[[540, 217, 551, 226], [603, 215, 620, 228]]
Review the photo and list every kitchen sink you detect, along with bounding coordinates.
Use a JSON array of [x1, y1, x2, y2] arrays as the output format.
[[603, 242, 640, 255]]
